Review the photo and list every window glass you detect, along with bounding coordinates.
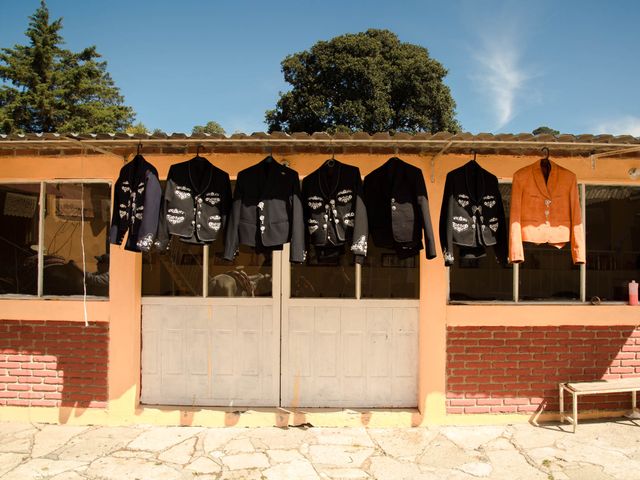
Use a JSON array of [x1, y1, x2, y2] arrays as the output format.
[[449, 183, 513, 301], [142, 238, 204, 297], [518, 243, 580, 301], [209, 243, 272, 297], [291, 248, 355, 298], [43, 183, 111, 297], [361, 242, 419, 299], [586, 185, 640, 301], [0, 184, 40, 295]]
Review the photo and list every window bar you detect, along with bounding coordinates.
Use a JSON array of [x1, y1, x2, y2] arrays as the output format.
[[355, 262, 361, 300], [37, 181, 45, 297], [580, 183, 586, 302], [513, 263, 519, 302], [202, 245, 209, 298]]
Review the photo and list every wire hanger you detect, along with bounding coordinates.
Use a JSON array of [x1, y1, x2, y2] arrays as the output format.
[[326, 146, 335, 167], [541, 147, 551, 182], [195, 144, 202, 158]]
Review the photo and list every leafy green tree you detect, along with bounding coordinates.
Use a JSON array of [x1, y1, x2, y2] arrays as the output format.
[[192, 121, 225, 135], [126, 122, 149, 135], [532, 126, 560, 135], [266, 29, 460, 134], [0, 1, 134, 134]]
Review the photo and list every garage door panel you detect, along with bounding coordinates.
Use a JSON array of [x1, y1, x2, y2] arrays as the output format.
[[282, 303, 418, 408], [141, 301, 278, 406]]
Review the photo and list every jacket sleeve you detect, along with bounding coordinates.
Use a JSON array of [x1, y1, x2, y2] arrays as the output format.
[[508, 172, 525, 263], [109, 176, 125, 246], [154, 178, 173, 251], [135, 171, 162, 252], [223, 175, 242, 261], [494, 180, 509, 265], [289, 172, 305, 263], [416, 171, 437, 260], [221, 172, 233, 231], [569, 174, 586, 264], [439, 173, 455, 266], [350, 171, 368, 264]]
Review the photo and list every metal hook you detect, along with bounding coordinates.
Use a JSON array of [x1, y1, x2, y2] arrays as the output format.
[[472, 149, 477, 161], [137, 142, 142, 156], [196, 144, 202, 157], [542, 147, 550, 159]]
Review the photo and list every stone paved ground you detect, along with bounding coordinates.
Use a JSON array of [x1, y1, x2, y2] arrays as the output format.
[[1, 419, 640, 479]]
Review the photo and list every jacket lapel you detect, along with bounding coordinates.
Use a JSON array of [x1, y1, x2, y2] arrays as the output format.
[[387, 157, 404, 197], [258, 157, 281, 199], [546, 160, 559, 196], [532, 160, 551, 199]]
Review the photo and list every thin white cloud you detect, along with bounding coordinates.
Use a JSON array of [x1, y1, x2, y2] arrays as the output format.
[[593, 116, 640, 136], [473, 31, 529, 130]]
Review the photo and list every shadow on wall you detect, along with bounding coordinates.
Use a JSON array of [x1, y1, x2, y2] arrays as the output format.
[[446, 326, 639, 417], [0, 320, 108, 423]]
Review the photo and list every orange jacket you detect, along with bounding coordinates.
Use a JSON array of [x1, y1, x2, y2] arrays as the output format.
[[509, 160, 585, 264]]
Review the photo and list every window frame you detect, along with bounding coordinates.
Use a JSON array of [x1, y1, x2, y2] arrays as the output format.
[[0, 179, 112, 300], [449, 181, 638, 305]]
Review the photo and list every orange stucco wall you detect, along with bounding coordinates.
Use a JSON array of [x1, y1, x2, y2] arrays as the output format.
[[0, 150, 639, 426]]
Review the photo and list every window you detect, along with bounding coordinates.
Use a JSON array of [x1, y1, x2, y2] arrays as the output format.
[[142, 180, 273, 297], [451, 183, 640, 303], [0, 182, 111, 298], [291, 249, 356, 298], [586, 185, 640, 302], [361, 243, 419, 299], [449, 183, 513, 301]]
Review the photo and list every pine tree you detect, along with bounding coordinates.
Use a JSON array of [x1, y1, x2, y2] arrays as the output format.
[[0, 1, 135, 134]]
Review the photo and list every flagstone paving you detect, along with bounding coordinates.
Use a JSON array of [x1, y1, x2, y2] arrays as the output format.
[[0, 419, 639, 479]]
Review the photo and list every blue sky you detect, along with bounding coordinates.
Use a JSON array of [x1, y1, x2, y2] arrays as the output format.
[[1, 0, 639, 136]]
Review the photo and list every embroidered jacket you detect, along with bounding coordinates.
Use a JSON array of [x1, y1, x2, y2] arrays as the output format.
[[223, 157, 305, 263], [109, 155, 162, 252], [155, 157, 232, 249], [509, 159, 585, 264], [439, 160, 508, 266], [302, 160, 368, 263], [363, 157, 437, 259]]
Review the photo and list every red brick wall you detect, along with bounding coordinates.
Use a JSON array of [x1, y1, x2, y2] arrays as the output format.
[[447, 326, 640, 414], [0, 320, 108, 408]]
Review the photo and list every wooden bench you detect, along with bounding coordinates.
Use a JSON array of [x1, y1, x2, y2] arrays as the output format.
[[559, 378, 640, 432]]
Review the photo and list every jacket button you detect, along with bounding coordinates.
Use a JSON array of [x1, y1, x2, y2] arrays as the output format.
[[323, 224, 327, 229], [259, 215, 264, 221], [330, 199, 335, 205], [391, 205, 397, 211], [545, 210, 550, 216], [260, 226, 266, 232], [334, 219, 339, 223], [196, 224, 201, 229], [197, 198, 203, 204], [391, 198, 395, 203], [258, 201, 264, 209]]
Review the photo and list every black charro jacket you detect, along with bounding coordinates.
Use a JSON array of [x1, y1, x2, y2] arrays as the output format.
[[223, 157, 305, 263], [302, 160, 368, 263], [439, 160, 508, 266], [109, 155, 162, 252], [363, 157, 437, 259], [155, 156, 232, 249]]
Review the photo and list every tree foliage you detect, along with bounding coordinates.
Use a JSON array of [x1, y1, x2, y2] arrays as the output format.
[[266, 29, 460, 134], [0, 1, 135, 134], [532, 126, 560, 135], [126, 122, 149, 135], [192, 121, 225, 135]]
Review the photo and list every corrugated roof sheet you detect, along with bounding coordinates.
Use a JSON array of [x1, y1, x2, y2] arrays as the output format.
[[0, 131, 638, 157]]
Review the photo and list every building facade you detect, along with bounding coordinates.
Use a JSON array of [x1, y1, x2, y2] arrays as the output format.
[[0, 132, 639, 427]]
